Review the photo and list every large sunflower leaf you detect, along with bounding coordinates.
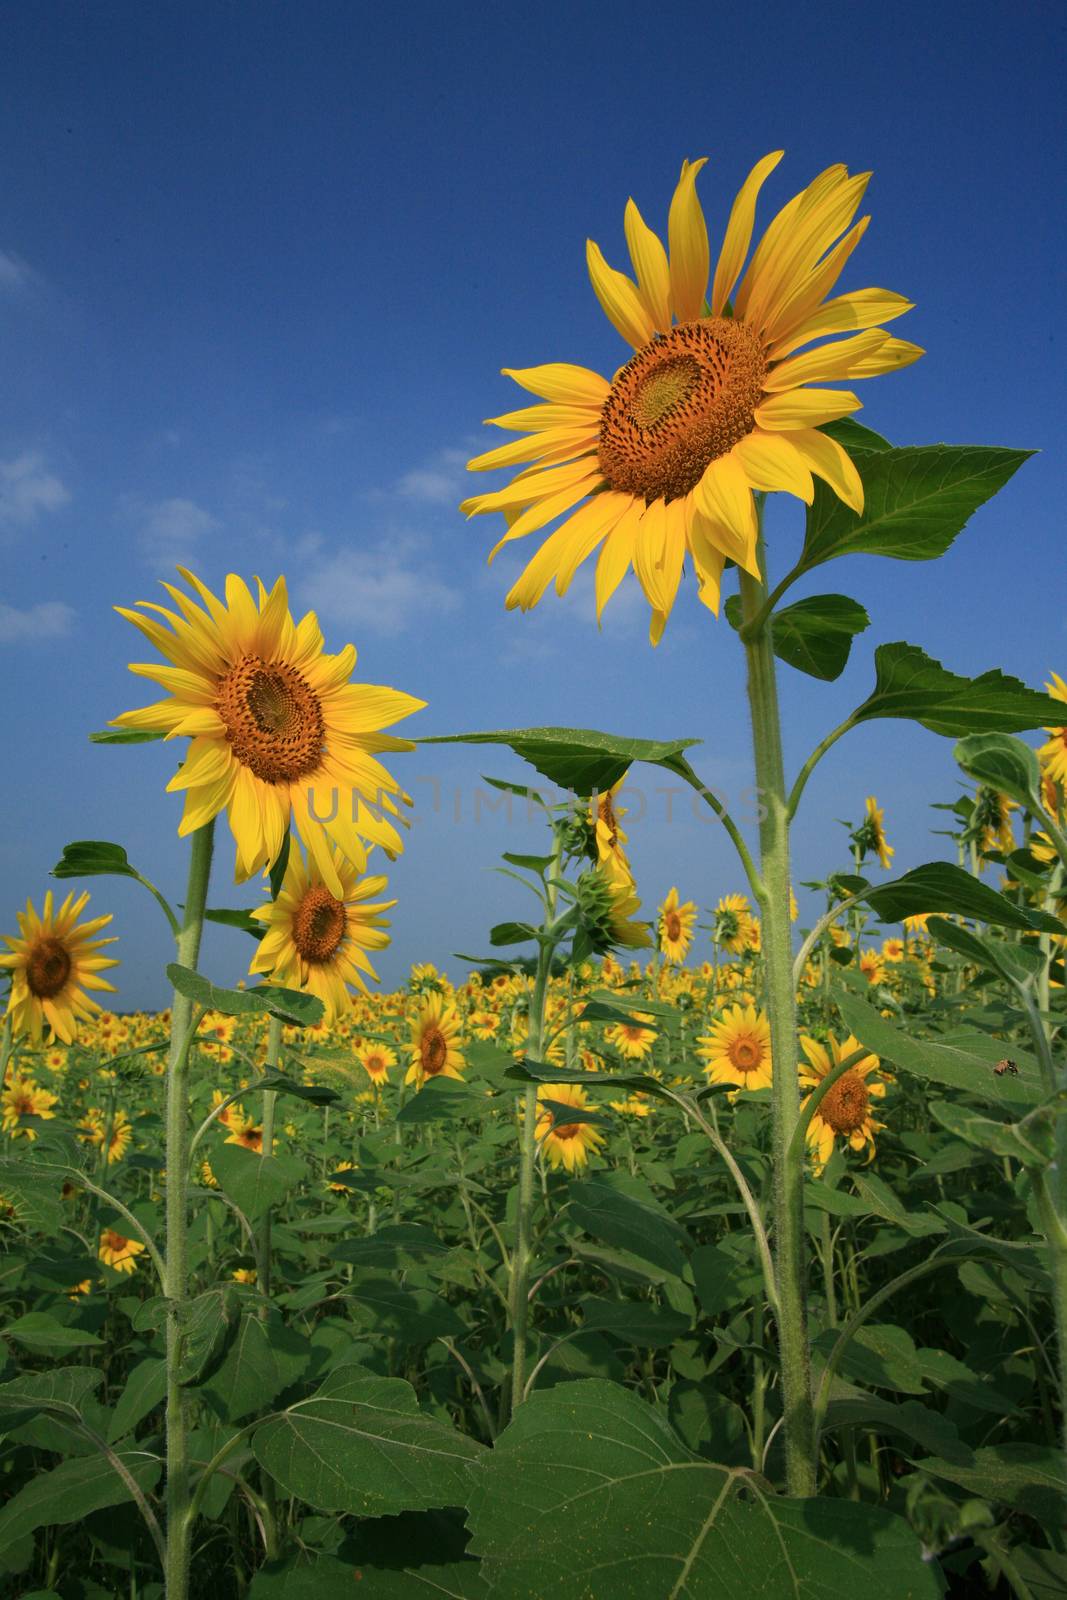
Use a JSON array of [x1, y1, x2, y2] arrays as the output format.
[[798, 444, 1032, 573], [250, 1366, 485, 1516], [464, 1379, 943, 1597], [850, 643, 1065, 737], [953, 732, 1045, 811], [418, 727, 700, 794], [0, 1450, 161, 1555], [725, 593, 870, 681], [859, 860, 1064, 933]]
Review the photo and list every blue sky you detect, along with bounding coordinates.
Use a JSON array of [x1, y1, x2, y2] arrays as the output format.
[[2, 0, 1064, 1008]]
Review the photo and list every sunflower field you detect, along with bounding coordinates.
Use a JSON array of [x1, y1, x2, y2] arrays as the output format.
[[2, 150, 1066, 1600]]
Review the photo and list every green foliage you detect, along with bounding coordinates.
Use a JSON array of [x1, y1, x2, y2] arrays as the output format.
[[851, 643, 1065, 736], [726, 592, 870, 680], [419, 726, 700, 793]]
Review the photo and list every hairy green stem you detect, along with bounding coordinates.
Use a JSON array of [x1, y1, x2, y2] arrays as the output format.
[[164, 820, 215, 1600], [508, 828, 563, 1417], [738, 519, 816, 1496]]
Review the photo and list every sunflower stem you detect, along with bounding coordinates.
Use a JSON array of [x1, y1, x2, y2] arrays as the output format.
[[508, 824, 563, 1418], [738, 510, 816, 1497], [163, 819, 215, 1600]]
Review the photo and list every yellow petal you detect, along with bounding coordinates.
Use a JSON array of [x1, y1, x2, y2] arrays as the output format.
[[668, 157, 710, 322], [763, 329, 891, 391], [745, 172, 871, 335], [632, 499, 670, 611], [586, 239, 656, 349], [767, 286, 914, 361], [694, 454, 757, 561], [733, 430, 814, 503], [488, 473, 601, 555], [734, 165, 846, 316], [842, 336, 924, 378], [555, 493, 630, 596], [501, 363, 611, 405], [710, 150, 784, 316], [484, 402, 603, 433], [594, 497, 644, 621], [787, 427, 864, 513], [467, 426, 599, 473], [758, 216, 870, 347], [753, 388, 862, 430], [624, 198, 671, 332], [461, 457, 602, 518], [506, 494, 626, 611]]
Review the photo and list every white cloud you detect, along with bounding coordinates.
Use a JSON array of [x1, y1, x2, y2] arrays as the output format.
[[392, 446, 470, 506], [0, 250, 34, 292], [0, 453, 71, 528], [301, 537, 461, 636], [130, 496, 220, 564], [0, 600, 75, 644]]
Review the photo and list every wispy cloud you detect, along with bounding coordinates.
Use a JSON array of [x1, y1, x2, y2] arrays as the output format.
[[125, 495, 221, 565], [0, 453, 71, 528], [0, 250, 35, 293], [391, 446, 471, 507], [0, 600, 75, 644], [301, 535, 461, 636]]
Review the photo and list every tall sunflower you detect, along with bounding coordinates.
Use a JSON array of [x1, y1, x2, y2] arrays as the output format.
[[712, 893, 754, 955], [111, 569, 424, 894], [1038, 672, 1067, 788], [462, 153, 921, 642], [250, 842, 394, 1026], [590, 776, 631, 875], [1, 891, 119, 1044], [658, 886, 697, 963]]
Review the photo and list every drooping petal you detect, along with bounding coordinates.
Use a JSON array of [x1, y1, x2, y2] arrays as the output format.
[[594, 498, 644, 621], [694, 454, 758, 564], [586, 239, 657, 349], [624, 198, 672, 332], [787, 427, 865, 513], [767, 286, 914, 360], [760, 218, 871, 350], [763, 329, 891, 391], [754, 388, 862, 430], [733, 430, 815, 503]]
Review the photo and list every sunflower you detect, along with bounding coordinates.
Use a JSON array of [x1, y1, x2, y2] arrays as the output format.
[[855, 795, 894, 870], [79, 1107, 133, 1165], [111, 568, 424, 894], [698, 1003, 772, 1091], [406, 993, 465, 1087], [859, 949, 886, 986], [605, 1011, 657, 1060], [232, 1267, 258, 1284], [98, 1229, 146, 1275], [971, 786, 1017, 860], [579, 857, 654, 953], [225, 1113, 264, 1153], [658, 886, 697, 964], [462, 153, 921, 642], [1038, 673, 1067, 788], [250, 842, 394, 1026], [535, 1083, 604, 1171], [712, 893, 754, 955], [327, 1161, 356, 1193], [1, 1075, 58, 1138], [0, 891, 119, 1045], [357, 1041, 397, 1086], [590, 777, 631, 875], [799, 1032, 887, 1172]]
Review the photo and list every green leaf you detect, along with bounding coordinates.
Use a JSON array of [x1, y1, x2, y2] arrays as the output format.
[[248, 1555, 488, 1598], [926, 916, 1047, 987], [726, 593, 870, 681], [813, 1323, 928, 1395], [954, 732, 1045, 811], [166, 965, 325, 1027], [689, 1243, 764, 1316], [464, 1379, 942, 1598], [88, 727, 165, 744], [251, 1366, 484, 1517], [257, 1071, 341, 1107], [852, 643, 1065, 737], [507, 1059, 672, 1102], [0, 1366, 103, 1433], [419, 726, 700, 794], [0, 1451, 161, 1554], [861, 861, 1064, 934], [107, 1356, 166, 1443], [798, 444, 1032, 574], [269, 831, 291, 900], [834, 991, 1040, 1108], [821, 418, 892, 453], [332, 1224, 452, 1268], [578, 1296, 691, 1347], [2, 1313, 103, 1356], [848, 1174, 947, 1239], [203, 1310, 311, 1423], [822, 1395, 964, 1460], [204, 907, 264, 939], [929, 1099, 1057, 1168], [210, 1146, 307, 1220], [0, 1159, 64, 1232], [916, 1444, 1066, 1528], [343, 1279, 466, 1344], [489, 920, 539, 947], [51, 840, 140, 881], [396, 1077, 487, 1124], [566, 1179, 690, 1278]]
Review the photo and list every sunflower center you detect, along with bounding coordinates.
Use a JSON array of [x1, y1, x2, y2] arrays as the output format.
[[423, 1028, 448, 1075], [553, 1121, 583, 1141], [217, 655, 325, 784], [26, 936, 73, 999], [665, 912, 682, 942], [598, 318, 766, 502], [292, 886, 347, 964], [728, 1035, 762, 1073], [820, 1071, 870, 1134]]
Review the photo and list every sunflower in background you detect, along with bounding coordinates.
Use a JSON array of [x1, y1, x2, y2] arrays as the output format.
[[251, 842, 395, 1026], [535, 1083, 605, 1171], [658, 886, 697, 964], [407, 993, 466, 1087], [98, 1229, 146, 1275], [463, 153, 921, 642], [1, 1075, 58, 1138], [712, 893, 755, 955], [699, 1003, 772, 1092], [1037, 673, 1067, 788], [356, 1040, 397, 1086], [590, 777, 631, 876], [79, 1107, 133, 1165], [799, 1032, 887, 1173], [111, 568, 423, 894], [605, 1011, 657, 1061], [852, 796, 894, 871], [1, 891, 118, 1045]]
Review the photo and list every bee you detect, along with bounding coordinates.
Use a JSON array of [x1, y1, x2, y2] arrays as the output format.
[[994, 1058, 1018, 1077]]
